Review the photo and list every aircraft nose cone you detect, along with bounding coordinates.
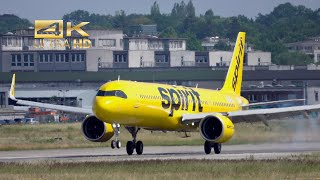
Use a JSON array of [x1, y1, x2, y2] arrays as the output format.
[[92, 97, 108, 118]]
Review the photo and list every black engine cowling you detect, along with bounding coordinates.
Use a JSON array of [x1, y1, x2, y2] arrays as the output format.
[[81, 116, 114, 142]]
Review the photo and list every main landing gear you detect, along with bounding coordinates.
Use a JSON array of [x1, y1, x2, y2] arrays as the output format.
[[204, 140, 221, 154], [125, 127, 143, 155], [111, 124, 121, 149], [110, 125, 143, 155]]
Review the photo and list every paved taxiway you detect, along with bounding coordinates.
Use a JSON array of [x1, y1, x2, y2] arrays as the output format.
[[0, 142, 319, 162]]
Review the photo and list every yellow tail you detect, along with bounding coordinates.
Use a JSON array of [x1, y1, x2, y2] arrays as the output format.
[[220, 32, 246, 96]]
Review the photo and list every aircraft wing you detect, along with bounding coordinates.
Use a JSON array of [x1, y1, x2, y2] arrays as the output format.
[[242, 99, 305, 108], [182, 104, 320, 125], [9, 74, 92, 115]]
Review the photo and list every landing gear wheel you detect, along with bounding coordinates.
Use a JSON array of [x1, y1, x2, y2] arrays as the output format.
[[116, 140, 121, 149], [111, 140, 116, 149], [136, 141, 144, 155], [126, 141, 134, 155], [125, 127, 142, 155], [112, 123, 121, 149], [213, 143, 221, 154], [204, 141, 212, 154]]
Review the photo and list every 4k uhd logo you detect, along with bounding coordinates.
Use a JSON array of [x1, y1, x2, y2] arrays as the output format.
[[34, 20, 89, 39], [34, 20, 91, 49]]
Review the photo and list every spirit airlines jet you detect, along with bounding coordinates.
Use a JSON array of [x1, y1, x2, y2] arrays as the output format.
[[9, 32, 320, 155]]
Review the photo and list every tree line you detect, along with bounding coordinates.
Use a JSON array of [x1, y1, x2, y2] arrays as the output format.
[[0, 1, 319, 65]]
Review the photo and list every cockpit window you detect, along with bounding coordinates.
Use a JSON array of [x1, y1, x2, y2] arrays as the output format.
[[115, 90, 127, 98], [96, 90, 127, 99]]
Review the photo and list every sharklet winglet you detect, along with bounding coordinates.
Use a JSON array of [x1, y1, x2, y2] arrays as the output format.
[[9, 74, 17, 101]]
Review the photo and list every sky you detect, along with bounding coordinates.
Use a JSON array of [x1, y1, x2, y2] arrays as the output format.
[[0, 0, 319, 21]]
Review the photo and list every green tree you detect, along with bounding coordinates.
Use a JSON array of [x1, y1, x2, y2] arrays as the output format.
[[226, 17, 241, 39], [151, 14, 179, 33], [179, 15, 198, 34], [150, 1, 160, 17], [182, 31, 203, 51], [113, 10, 127, 29], [171, 1, 187, 19], [186, 0, 196, 17], [127, 15, 152, 25], [273, 52, 313, 65], [255, 2, 320, 43], [204, 9, 214, 18], [214, 41, 231, 51], [63, 10, 90, 24], [58, 2, 320, 66], [274, 52, 314, 65], [0, 14, 31, 34], [63, 11, 113, 29], [159, 27, 178, 38]]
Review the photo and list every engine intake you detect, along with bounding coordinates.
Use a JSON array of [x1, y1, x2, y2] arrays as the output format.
[[199, 114, 235, 143], [82, 116, 114, 142]]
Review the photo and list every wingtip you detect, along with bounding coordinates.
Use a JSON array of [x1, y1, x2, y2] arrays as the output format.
[[9, 74, 16, 100]]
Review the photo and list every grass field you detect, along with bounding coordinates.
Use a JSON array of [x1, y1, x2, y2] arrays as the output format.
[[1, 154, 320, 180], [0, 118, 319, 151]]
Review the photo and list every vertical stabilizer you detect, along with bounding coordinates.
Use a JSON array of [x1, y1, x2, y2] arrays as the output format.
[[220, 32, 246, 95]]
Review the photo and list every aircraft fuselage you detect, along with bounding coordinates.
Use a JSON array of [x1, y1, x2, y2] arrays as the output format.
[[93, 80, 248, 131]]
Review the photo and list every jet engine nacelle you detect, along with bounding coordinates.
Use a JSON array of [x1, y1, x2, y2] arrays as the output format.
[[82, 115, 114, 142], [199, 114, 235, 143]]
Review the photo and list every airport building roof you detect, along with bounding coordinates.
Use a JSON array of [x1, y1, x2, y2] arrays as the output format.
[[1, 68, 320, 83]]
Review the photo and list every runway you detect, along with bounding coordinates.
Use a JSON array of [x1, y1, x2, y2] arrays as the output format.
[[0, 142, 320, 162]]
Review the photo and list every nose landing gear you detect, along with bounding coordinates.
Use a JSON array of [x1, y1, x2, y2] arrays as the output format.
[[111, 124, 121, 149], [111, 140, 121, 149]]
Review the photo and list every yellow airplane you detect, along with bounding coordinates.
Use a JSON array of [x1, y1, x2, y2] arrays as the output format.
[[9, 32, 318, 155]]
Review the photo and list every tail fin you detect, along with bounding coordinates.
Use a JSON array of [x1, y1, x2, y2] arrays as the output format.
[[220, 32, 246, 95]]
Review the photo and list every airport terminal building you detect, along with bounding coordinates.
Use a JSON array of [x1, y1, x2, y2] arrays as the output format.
[[286, 36, 320, 63], [0, 28, 271, 72]]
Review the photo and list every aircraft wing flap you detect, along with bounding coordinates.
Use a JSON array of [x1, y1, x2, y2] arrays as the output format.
[[182, 104, 320, 125], [243, 99, 305, 108], [228, 104, 320, 123]]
